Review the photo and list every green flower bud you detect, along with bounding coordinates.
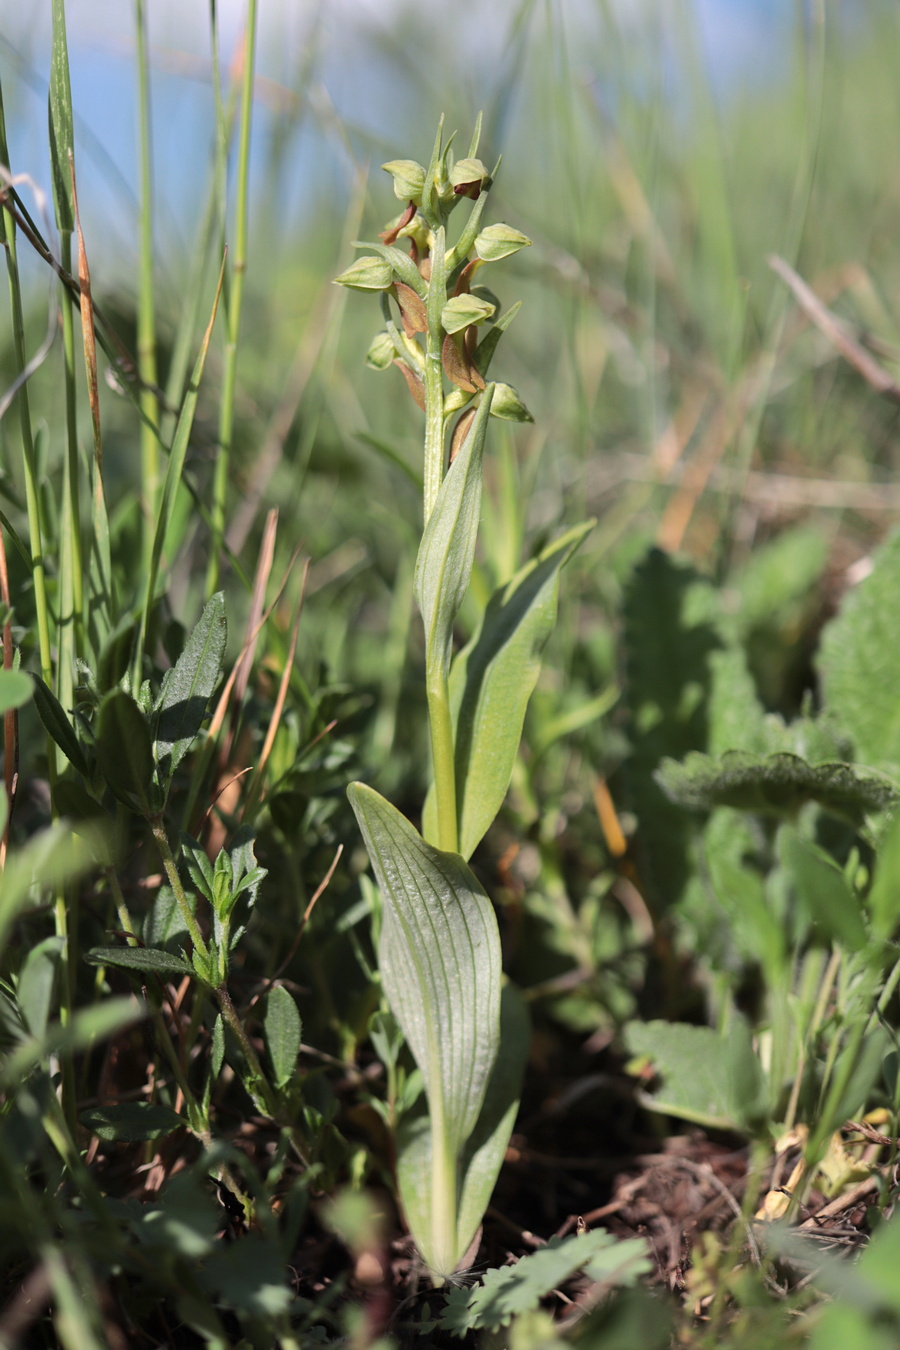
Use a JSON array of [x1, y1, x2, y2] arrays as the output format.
[[469, 284, 501, 320], [334, 255, 394, 291], [489, 381, 533, 423], [441, 293, 496, 335], [449, 157, 492, 198], [382, 159, 426, 202], [474, 223, 532, 262], [365, 331, 395, 371]]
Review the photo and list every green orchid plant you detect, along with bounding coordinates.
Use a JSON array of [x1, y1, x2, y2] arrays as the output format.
[[336, 117, 592, 1283]]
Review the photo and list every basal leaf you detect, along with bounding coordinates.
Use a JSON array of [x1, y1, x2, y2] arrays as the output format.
[[84, 946, 195, 978], [80, 1101, 185, 1142], [155, 592, 226, 785], [818, 529, 900, 779], [397, 983, 529, 1273], [347, 781, 502, 1277], [264, 985, 302, 1089], [624, 1018, 766, 1132], [415, 389, 494, 677], [95, 688, 155, 813], [422, 521, 592, 857], [657, 751, 897, 824]]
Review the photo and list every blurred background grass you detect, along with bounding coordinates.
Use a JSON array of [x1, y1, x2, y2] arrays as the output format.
[[2, 0, 900, 815]]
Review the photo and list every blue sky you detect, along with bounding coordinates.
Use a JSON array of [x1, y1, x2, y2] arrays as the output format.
[[0, 1, 836, 260]]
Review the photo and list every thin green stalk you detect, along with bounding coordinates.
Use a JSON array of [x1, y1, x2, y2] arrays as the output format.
[[135, 0, 160, 573], [207, 0, 258, 592], [148, 813, 210, 962], [426, 670, 458, 854]]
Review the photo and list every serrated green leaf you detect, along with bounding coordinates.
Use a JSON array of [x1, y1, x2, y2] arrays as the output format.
[[30, 675, 89, 776], [423, 522, 592, 857], [415, 389, 494, 677], [80, 1101, 185, 1142], [18, 935, 65, 1038], [155, 593, 226, 785], [397, 984, 529, 1273], [440, 1229, 649, 1336], [48, 0, 75, 234], [348, 782, 502, 1278], [624, 1018, 766, 1131], [95, 689, 155, 813], [264, 985, 302, 1089], [84, 946, 194, 978], [657, 751, 897, 823], [818, 529, 900, 779], [0, 669, 32, 716]]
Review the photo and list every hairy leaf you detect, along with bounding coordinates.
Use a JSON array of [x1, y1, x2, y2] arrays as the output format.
[[80, 1102, 185, 1142], [657, 751, 897, 823], [155, 592, 226, 785], [95, 689, 155, 813], [264, 985, 302, 1090], [84, 946, 194, 978]]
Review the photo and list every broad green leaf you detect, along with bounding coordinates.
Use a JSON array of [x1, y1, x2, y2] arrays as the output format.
[[818, 529, 900, 779], [348, 781, 501, 1278], [18, 935, 65, 1038], [0, 669, 32, 716], [80, 1101, 185, 1142], [30, 675, 88, 776], [415, 388, 494, 676], [657, 750, 897, 824], [780, 827, 867, 951], [142, 886, 192, 952], [422, 521, 592, 857], [95, 689, 155, 813], [264, 985, 302, 1089], [397, 984, 529, 1272], [624, 1018, 766, 1132], [155, 592, 226, 785], [48, 0, 75, 234], [0, 997, 141, 1087], [84, 945, 194, 978]]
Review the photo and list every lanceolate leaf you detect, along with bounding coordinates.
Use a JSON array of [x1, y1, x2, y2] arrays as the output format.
[[423, 521, 593, 857], [31, 675, 89, 777], [264, 985, 302, 1090], [155, 592, 226, 785], [95, 689, 155, 813], [84, 946, 195, 978], [397, 983, 529, 1272], [347, 782, 502, 1278], [415, 388, 495, 677]]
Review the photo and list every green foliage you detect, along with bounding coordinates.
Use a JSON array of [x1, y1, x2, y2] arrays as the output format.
[[440, 1228, 650, 1336], [623, 1018, 766, 1131], [818, 530, 900, 779]]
